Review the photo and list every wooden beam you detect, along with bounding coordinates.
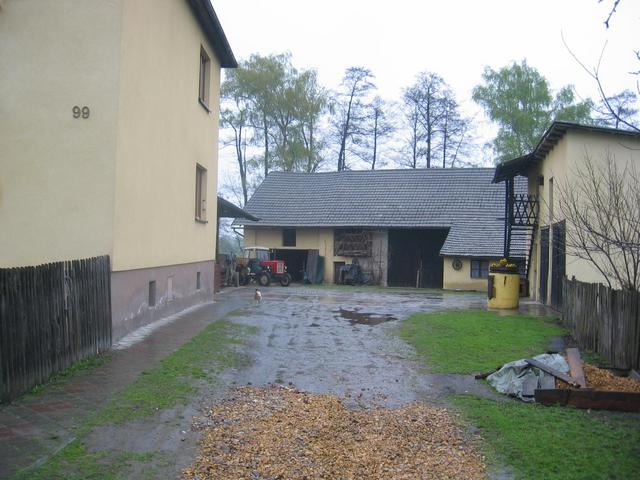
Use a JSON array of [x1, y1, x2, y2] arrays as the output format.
[[535, 389, 640, 412], [525, 358, 579, 387], [565, 348, 587, 388]]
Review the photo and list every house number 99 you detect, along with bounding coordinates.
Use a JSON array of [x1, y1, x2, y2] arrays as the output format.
[[72, 106, 90, 119]]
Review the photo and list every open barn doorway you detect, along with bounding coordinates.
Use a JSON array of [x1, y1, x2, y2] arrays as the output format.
[[272, 249, 309, 282], [387, 229, 448, 288]]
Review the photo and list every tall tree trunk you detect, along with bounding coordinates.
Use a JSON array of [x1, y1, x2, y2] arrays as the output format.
[[263, 113, 269, 177], [412, 106, 418, 168], [372, 111, 378, 170], [442, 113, 448, 169], [425, 98, 432, 168]]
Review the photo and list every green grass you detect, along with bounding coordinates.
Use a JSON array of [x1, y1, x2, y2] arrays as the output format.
[[453, 395, 640, 480], [87, 319, 255, 427], [399, 309, 565, 373], [15, 441, 159, 480], [13, 317, 256, 480]]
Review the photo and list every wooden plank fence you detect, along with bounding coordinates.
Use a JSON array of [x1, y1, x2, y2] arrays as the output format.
[[0, 256, 111, 402], [562, 277, 640, 370]]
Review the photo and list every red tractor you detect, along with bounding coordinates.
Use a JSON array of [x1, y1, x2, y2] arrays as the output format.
[[237, 247, 292, 287]]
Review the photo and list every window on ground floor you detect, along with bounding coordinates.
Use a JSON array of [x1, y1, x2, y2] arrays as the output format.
[[470, 260, 489, 279], [195, 164, 207, 222]]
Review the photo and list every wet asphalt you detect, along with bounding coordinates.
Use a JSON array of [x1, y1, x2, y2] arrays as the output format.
[[223, 286, 499, 407]]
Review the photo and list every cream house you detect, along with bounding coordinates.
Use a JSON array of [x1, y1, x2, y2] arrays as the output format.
[[0, 0, 236, 339], [494, 122, 640, 307], [235, 169, 517, 291]]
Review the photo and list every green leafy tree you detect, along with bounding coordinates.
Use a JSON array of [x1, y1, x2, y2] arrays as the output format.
[[220, 53, 330, 201], [473, 60, 594, 162]]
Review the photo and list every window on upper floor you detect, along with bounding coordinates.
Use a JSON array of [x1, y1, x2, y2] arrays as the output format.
[[195, 164, 207, 222], [283, 229, 296, 247], [198, 47, 211, 111], [470, 260, 489, 279]]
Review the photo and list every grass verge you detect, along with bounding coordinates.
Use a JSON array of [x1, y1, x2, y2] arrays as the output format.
[[399, 309, 564, 373], [86, 319, 255, 427], [453, 395, 640, 480], [19, 441, 160, 480], [13, 318, 256, 480]]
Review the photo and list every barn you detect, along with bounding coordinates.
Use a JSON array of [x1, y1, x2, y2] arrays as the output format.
[[234, 168, 523, 290]]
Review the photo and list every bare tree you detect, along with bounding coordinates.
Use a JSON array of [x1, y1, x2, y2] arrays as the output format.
[[594, 89, 639, 128], [439, 91, 472, 168], [561, 2, 639, 132], [356, 96, 395, 170], [220, 72, 252, 205], [334, 67, 375, 171], [557, 151, 640, 291], [408, 72, 446, 168], [400, 89, 426, 168]]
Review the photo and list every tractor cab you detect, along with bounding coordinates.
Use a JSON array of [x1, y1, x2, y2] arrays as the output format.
[[243, 246, 271, 262]]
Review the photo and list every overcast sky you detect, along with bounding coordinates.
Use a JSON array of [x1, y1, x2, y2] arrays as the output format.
[[212, 0, 639, 175]]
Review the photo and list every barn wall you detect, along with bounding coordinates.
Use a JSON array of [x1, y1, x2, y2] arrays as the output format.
[[442, 256, 498, 291]]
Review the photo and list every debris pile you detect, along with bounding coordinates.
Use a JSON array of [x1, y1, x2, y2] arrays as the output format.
[[183, 385, 486, 480], [481, 347, 640, 411]]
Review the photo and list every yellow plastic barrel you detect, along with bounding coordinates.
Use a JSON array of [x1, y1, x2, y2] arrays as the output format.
[[488, 272, 520, 309]]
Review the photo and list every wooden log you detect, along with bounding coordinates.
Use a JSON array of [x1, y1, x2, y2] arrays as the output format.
[[535, 388, 640, 412], [565, 348, 587, 388], [525, 358, 579, 387]]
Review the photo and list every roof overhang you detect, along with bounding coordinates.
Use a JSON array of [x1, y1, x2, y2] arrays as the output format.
[[186, 0, 237, 68], [492, 154, 535, 183], [492, 121, 640, 183], [217, 197, 259, 221]]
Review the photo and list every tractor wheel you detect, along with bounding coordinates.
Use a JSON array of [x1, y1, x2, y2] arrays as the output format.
[[279, 273, 292, 287], [239, 267, 251, 286], [258, 272, 271, 286]]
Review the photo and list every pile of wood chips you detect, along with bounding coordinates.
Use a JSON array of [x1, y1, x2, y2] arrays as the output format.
[[582, 364, 640, 392], [557, 363, 640, 392], [183, 385, 486, 480]]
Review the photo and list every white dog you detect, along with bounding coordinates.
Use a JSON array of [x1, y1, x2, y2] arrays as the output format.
[[254, 288, 262, 304]]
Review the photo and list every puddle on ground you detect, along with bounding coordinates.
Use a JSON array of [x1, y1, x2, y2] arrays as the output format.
[[334, 308, 397, 326]]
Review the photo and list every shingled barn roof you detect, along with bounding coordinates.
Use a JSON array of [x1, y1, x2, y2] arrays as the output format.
[[235, 168, 514, 258]]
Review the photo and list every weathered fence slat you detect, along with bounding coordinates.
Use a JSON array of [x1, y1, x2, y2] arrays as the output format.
[[562, 277, 640, 370], [0, 256, 111, 403]]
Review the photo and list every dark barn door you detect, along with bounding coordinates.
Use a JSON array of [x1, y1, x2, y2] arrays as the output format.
[[272, 249, 309, 282], [539, 227, 550, 304], [388, 229, 448, 288], [551, 221, 566, 308]]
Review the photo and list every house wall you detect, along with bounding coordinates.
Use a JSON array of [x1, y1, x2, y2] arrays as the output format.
[[110, 259, 214, 340], [108, 0, 224, 336], [442, 257, 498, 291], [0, 0, 122, 267], [528, 130, 640, 302], [112, 0, 220, 272], [244, 227, 387, 284]]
